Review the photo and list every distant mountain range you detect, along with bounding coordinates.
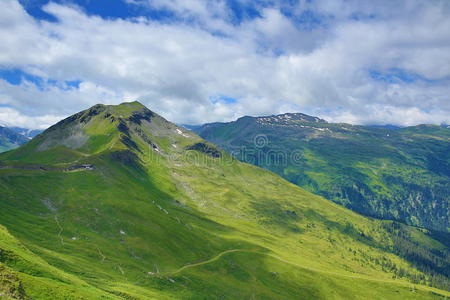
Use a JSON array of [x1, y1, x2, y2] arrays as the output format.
[[0, 102, 448, 298], [8, 126, 43, 139], [0, 126, 42, 152], [367, 124, 403, 130], [192, 113, 450, 233], [0, 126, 29, 152]]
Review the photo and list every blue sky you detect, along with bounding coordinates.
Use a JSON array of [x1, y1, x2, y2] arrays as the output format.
[[1, 0, 450, 128], [19, 0, 268, 23], [20, 0, 174, 21]]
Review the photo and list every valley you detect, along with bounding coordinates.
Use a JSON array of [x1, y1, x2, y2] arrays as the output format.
[[194, 113, 450, 233], [0, 102, 448, 299]]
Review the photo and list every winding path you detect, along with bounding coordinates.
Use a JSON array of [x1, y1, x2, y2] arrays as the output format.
[[165, 249, 450, 297], [54, 216, 65, 245], [0, 164, 94, 172], [168, 249, 242, 275]]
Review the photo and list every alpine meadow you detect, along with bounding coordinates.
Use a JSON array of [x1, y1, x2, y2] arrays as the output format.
[[193, 113, 450, 232], [0, 102, 449, 299], [1, 0, 450, 299]]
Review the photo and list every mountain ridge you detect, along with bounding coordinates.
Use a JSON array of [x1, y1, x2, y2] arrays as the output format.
[[0, 125, 42, 153], [0, 102, 449, 299], [185, 112, 450, 132], [193, 112, 450, 232], [0, 125, 29, 152]]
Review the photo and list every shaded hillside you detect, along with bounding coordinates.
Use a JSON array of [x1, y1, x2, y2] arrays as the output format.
[[194, 113, 450, 232], [0, 102, 449, 299]]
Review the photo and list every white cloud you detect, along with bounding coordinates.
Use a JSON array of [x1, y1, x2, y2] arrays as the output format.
[[0, 106, 62, 129], [0, 0, 449, 129]]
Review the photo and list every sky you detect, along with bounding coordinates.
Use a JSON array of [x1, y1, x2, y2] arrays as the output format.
[[1, 0, 450, 129]]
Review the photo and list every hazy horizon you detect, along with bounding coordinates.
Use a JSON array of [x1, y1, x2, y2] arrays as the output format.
[[1, 0, 450, 128]]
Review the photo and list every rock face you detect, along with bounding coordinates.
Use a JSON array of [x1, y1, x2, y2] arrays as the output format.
[[194, 113, 450, 232], [186, 142, 221, 158], [0, 102, 449, 298], [6, 101, 194, 162]]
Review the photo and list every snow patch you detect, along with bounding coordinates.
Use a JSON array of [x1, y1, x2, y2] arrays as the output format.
[[176, 128, 189, 137]]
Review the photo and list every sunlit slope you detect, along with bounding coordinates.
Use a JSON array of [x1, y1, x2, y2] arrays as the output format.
[[0, 224, 123, 299], [0, 102, 448, 299]]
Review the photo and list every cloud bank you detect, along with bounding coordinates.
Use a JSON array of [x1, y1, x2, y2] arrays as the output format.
[[1, 0, 450, 128]]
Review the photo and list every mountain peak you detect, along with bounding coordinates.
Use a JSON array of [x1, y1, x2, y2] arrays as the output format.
[[109, 100, 146, 114], [254, 112, 327, 125], [5, 101, 198, 164], [82, 101, 148, 118]]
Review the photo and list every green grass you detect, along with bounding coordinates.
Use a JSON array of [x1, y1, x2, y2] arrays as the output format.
[[0, 102, 449, 299], [195, 115, 450, 232]]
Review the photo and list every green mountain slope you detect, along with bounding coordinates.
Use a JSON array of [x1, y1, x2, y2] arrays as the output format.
[[0, 126, 29, 153], [0, 102, 449, 299], [194, 113, 450, 232]]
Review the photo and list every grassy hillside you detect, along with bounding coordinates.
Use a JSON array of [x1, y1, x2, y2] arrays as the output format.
[[194, 113, 450, 233], [0, 102, 449, 299]]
